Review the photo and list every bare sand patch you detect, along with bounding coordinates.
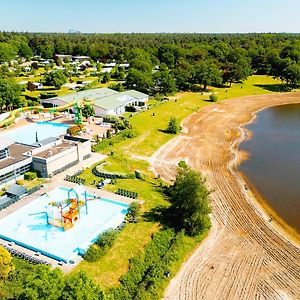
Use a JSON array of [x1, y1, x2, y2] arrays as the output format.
[[152, 92, 300, 300]]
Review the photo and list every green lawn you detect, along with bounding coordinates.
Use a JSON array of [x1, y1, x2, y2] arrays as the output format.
[[73, 75, 284, 289], [101, 75, 282, 157]]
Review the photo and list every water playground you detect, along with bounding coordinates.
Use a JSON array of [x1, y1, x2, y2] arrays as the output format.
[[0, 186, 128, 263]]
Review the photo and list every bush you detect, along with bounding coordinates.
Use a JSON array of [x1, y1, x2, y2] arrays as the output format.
[[178, 160, 187, 169], [209, 92, 218, 102], [84, 229, 119, 262], [125, 106, 137, 112], [67, 124, 84, 136], [24, 171, 37, 181], [92, 129, 139, 152], [40, 92, 58, 99], [103, 116, 118, 123], [166, 116, 180, 134], [126, 202, 140, 222]]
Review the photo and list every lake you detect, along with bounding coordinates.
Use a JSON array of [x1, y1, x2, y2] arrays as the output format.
[[239, 103, 300, 235]]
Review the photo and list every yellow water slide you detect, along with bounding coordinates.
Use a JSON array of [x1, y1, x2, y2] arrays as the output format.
[[0, 99, 93, 128]]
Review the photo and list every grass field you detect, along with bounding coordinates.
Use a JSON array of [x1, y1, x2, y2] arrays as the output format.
[[73, 75, 284, 289], [99, 75, 282, 157]]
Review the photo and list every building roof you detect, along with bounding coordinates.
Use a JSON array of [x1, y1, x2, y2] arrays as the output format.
[[120, 90, 149, 100], [44, 88, 118, 104], [32, 137, 59, 147], [94, 93, 135, 110], [40, 88, 149, 111], [6, 183, 27, 197], [0, 137, 15, 151], [0, 143, 34, 170]]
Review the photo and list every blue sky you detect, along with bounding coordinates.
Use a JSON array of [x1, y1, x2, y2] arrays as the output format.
[[0, 0, 300, 33]]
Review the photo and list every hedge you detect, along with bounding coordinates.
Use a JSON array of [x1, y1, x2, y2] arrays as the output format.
[[92, 129, 138, 152], [24, 171, 37, 181], [84, 229, 119, 262]]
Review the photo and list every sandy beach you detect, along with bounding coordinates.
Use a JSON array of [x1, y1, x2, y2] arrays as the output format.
[[152, 92, 300, 299]]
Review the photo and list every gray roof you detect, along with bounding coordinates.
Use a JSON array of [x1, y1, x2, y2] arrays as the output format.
[[32, 137, 59, 147], [46, 88, 118, 104], [94, 93, 134, 110], [120, 90, 149, 100], [40, 87, 149, 112], [0, 136, 14, 150], [6, 183, 27, 197]]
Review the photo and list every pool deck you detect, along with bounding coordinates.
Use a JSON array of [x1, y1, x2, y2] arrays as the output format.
[[0, 151, 142, 270]]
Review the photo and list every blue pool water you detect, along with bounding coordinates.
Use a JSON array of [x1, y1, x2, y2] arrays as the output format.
[[0, 186, 128, 263], [0, 121, 70, 145]]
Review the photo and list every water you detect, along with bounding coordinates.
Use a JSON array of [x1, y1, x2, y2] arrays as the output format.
[[0, 186, 128, 262], [0, 121, 70, 145], [239, 103, 300, 234]]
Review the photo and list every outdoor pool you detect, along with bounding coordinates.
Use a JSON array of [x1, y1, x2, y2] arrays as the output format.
[[0, 186, 128, 263], [0, 121, 70, 145]]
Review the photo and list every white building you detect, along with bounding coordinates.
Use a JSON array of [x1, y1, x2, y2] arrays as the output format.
[[40, 88, 149, 117]]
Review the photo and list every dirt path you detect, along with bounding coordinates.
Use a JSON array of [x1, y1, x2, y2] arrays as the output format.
[[152, 93, 300, 300]]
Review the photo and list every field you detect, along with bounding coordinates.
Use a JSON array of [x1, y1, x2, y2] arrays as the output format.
[[73, 75, 287, 290]]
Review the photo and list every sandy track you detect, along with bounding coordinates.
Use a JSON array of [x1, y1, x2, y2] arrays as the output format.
[[152, 93, 300, 300]]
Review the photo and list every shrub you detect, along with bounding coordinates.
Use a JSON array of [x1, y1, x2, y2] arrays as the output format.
[[92, 129, 139, 152], [166, 116, 180, 134], [103, 116, 118, 123], [125, 106, 137, 112], [126, 202, 140, 222], [24, 171, 37, 181], [84, 229, 119, 262], [178, 160, 187, 169], [40, 92, 58, 99], [209, 92, 218, 102]]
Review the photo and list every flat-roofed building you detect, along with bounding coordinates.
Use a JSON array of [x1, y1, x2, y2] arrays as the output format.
[[40, 88, 149, 116], [0, 136, 91, 186]]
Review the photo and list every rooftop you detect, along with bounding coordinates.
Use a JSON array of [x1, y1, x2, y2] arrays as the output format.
[[46, 88, 118, 104], [120, 90, 149, 100], [34, 140, 78, 159], [0, 137, 14, 151], [0, 143, 34, 170]]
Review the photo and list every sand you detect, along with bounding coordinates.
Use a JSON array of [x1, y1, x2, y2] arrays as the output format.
[[151, 92, 300, 300]]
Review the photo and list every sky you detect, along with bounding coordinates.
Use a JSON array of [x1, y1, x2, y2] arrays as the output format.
[[0, 0, 300, 33]]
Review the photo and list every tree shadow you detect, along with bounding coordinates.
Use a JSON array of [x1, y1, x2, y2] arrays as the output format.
[[254, 84, 292, 92]]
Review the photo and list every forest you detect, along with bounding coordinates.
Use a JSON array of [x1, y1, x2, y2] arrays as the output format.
[[0, 32, 300, 97]]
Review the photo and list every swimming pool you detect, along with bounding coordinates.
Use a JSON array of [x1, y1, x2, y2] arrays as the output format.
[[0, 121, 70, 145], [0, 186, 128, 263]]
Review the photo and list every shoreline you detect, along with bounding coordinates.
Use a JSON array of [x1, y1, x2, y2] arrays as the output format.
[[152, 92, 300, 299], [230, 102, 300, 247]]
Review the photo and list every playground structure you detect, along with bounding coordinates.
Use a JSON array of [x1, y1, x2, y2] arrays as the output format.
[[0, 99, 94, 128], [30, 186, 96, 231]]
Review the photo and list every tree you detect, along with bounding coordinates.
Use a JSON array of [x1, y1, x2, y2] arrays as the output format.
[[101, 72, 110, 83], [18, 42, 33, 60], [82, 105, 95, 119], [0, 78, 21, 112], [44, 70, 67, 88], [19, 267, 64, 299], [194, 61, 223, 90], [60, 271, 104, 300], [166, 116, 180, 134], [126, 68, 153, 93], [0, 247, 14, 281], [281, 62, 300, 87], [168, 167, 211, 236], [0, 43, 17, 62], [222, 49, 252, 85], [154, 71, 177, 95]]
